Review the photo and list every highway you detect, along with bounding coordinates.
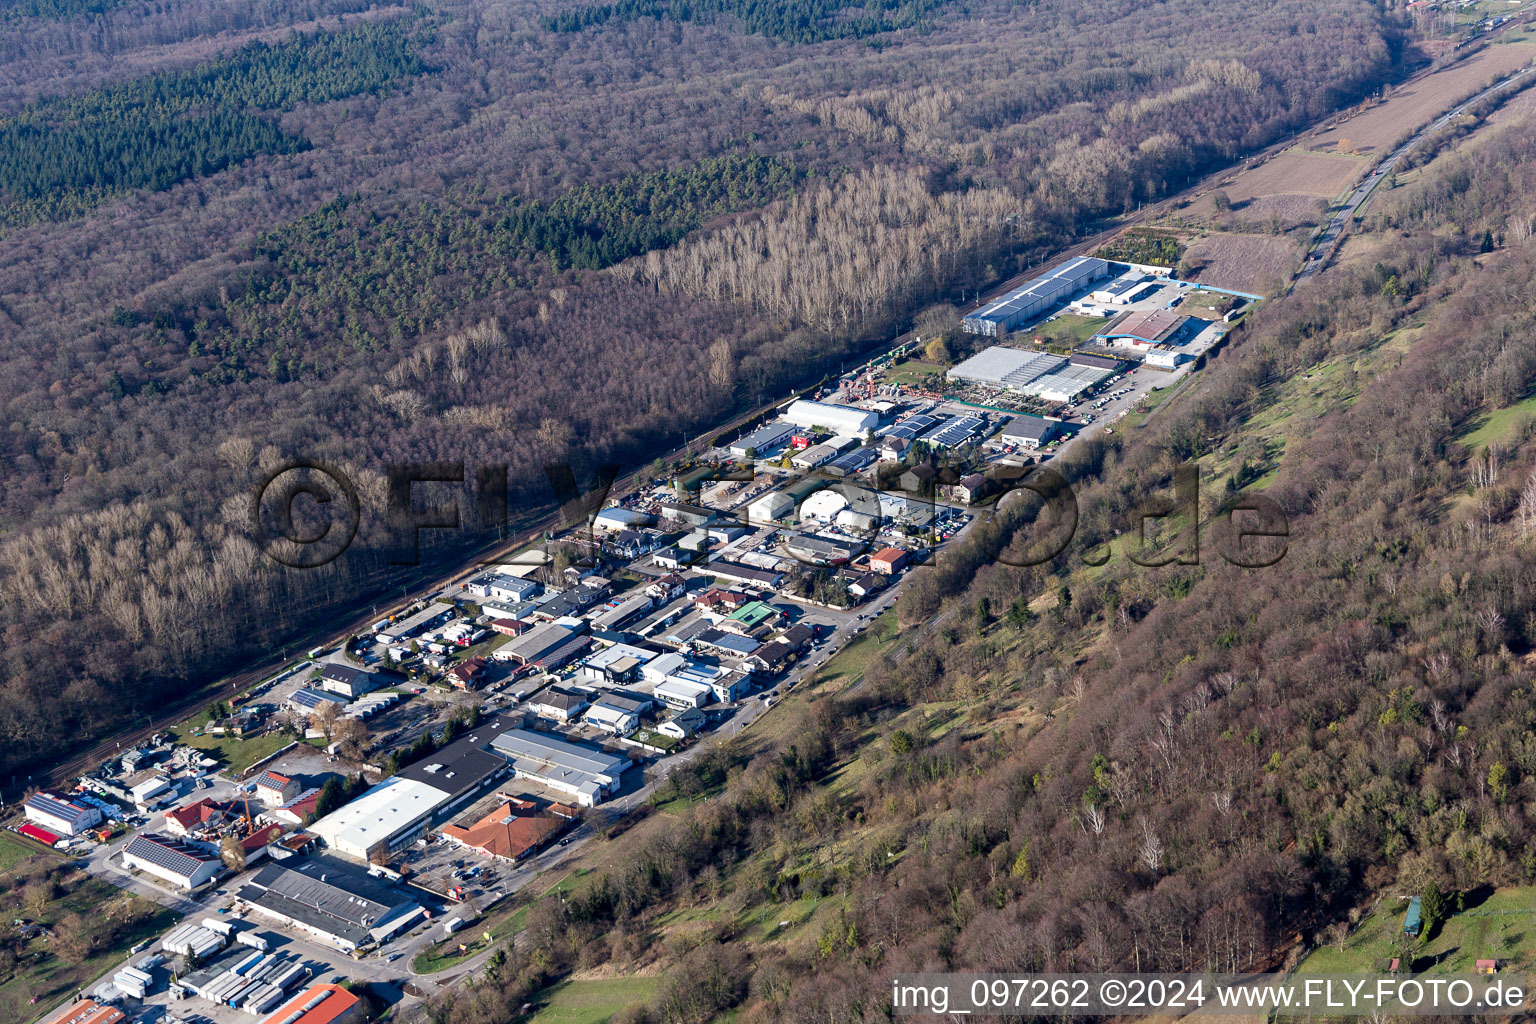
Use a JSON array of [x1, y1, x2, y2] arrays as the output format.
[[1298, 62, 1536, 282]]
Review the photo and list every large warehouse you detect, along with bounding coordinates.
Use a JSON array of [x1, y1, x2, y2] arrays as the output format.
[[729, 421, 796, 459], [1096, 308, 1190, 348], [962, 257, 1113, 336], [782, 400, 878, 436], [489, 728, 632, 807], [310, 723, 513, 862], [239, 857, 424, 952], [947, 348, 1068, 391]]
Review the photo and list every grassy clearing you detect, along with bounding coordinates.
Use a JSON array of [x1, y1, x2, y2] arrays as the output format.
[[0, 832, 58, 872], [1042, 313, 1111, 343], [1459, 392, 1536, 451], [885, 358, 946, 386], [807, 608, 897, 690], [1296, 886, 1536, 975], [0, 871, 175, 1022], [168, 714, 293, 774], [528, 976, 659, 1024]]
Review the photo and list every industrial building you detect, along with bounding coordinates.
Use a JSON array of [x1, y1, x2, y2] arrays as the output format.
[[730, 421, 797, 459], [24, 791, 103, 836], [583, 693, 649, 735], [310, 726, 511, 862], [121, 833, 222, 890], [917, 415, 986, 449], [40, 1000, 123, 1024], [1018, 364, 1114, 403], [782, 399, 879, 436], [466, 571, 544, 602], [256, 771, 302, 804], [708, 561, 784, 589], [1096, 308, 1190, 348], [502, 622, 587, 666], [824, 447, 879, 477], [1090, 277, 1157, 305], [239, 858, 424, 952], [526, 685, 591, 722], [376, 602, 454, 645], [489, 728, 632, 807], [258, 983, 362, 1024], [962, 257, 1113, 336], [440, 801, 565, 862], [785, 534, 860, 566], [591, 507, 654, 533], [316, 664, 381, 699], [746, 491, 795, 523], [287, 687, 348, 716], [1000, 415, 1063, 448], [948, 347, 1069, 392], [791, 443, 840, 470]]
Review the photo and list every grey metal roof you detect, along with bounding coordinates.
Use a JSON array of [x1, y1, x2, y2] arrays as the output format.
[[489, 728, 630, 781], [731, 421, 795, 452], [242, 857, 416, 945], [708, 561, 782, 586]]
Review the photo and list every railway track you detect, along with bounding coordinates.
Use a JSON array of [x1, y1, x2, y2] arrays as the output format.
[[23, 35, 1512, 798]]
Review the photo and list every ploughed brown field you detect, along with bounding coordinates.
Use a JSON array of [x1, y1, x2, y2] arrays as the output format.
[[1182, 232, 1301, 295], [1310, 35, 1536, 154]]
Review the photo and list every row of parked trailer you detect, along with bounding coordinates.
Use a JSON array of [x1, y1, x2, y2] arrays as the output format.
[[113, 954, 162, 999], [173, 948, 309, 1016]]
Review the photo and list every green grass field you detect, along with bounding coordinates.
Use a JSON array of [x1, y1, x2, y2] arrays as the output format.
[[529, 976, 659, 1024], [884, 358, 946, 386], [1042, 313, 1112, 342], [0, 872, 175, 1023], [809, 608, 898, 690], [1297, 887, 1536, 976], [0, 832, 58, 872], [168, 713, 293, 774], [1459, 392, 1536, 452]]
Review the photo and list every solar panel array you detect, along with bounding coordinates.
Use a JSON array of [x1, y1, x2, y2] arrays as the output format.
[[826, 447, 878, 475], [882, 414, 938, 441], [920, 415, 986, 448]]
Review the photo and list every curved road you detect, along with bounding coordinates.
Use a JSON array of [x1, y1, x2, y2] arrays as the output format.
[[1298, 62, 1536, 282]]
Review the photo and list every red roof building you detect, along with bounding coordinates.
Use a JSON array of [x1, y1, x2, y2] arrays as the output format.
[[869, 547, 911, 575], [41, 999, 124, 1024], [441, 802, 565, 862], [447, 656, 490, 690], [258, 984, 361, 1024], [17, 823, 60, 846], [165, 798, 229, 837]]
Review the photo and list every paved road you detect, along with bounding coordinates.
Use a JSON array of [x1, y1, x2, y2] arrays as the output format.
[[1298, 62, 1536, 281]]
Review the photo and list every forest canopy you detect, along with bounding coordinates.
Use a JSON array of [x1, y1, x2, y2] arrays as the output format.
[[0, 0, 1406, 786], [0, 17, 427, 222]]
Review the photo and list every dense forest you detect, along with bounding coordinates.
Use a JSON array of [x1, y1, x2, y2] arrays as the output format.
[[0, 18, 427, 223], [0, 0, 1408, 785], [542, 0, 953, 44], [425, 111, 1536, 1024]]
